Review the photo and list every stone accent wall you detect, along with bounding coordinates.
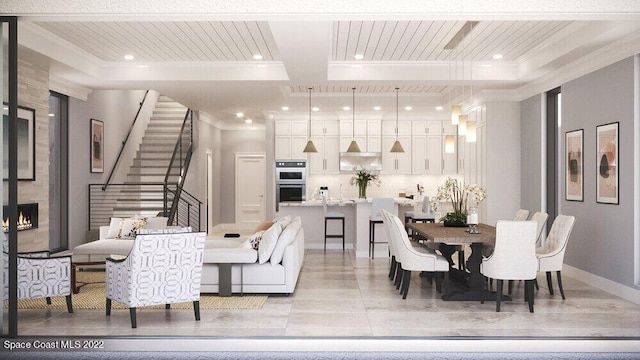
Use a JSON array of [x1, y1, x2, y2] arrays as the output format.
[[3, 58, 50, 252]]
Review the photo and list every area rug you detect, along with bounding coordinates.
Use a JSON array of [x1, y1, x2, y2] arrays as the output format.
[[3, 271, 267, 310]]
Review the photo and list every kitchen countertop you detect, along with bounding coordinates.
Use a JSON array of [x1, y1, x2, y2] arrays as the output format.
[[279, 198, 417, 207]]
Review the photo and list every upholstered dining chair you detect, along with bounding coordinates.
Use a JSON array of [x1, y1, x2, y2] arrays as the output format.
[[1, 233, 73, 313], [382, 210, 449, 299], [106, 230, 206, 328], [536, 215, 576, 299], [380, 207, 401, 284], [369, 198, 395, 259], [530, 211, 549, 247], [514, 209, 530, 221], [480, 220, 537, 312], [405, 196, 436, 239]]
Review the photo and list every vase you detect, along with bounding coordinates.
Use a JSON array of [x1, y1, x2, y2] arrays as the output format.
[[358, 183, 367, 199]]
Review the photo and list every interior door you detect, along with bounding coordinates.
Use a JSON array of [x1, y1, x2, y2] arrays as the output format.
[[235, 153, 266, 230]]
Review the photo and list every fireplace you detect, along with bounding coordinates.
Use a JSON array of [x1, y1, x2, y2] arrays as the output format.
[[3, 203, 38, 232]]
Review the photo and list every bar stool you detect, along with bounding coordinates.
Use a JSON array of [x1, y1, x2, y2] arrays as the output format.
[[323, 196, 345, 252], [404, 196, 436, 240], [369, 198, 395, 259]]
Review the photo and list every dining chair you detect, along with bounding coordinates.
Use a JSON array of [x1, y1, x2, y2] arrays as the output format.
[[405, 196, 436, 240], [480, 220, 537, 312], [380, 208, 401, 283], [514, 209, 530, 221], [530, 211, 549, 247], [536, 214, 576, 299], [369, 198, 395, 259], [382, 210, 449, 299]]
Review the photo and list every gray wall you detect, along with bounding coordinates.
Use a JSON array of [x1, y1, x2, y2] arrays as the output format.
[[183, 113, 223, 231], [220, 129, 266, 223], [560, 56, 636, 287], [520, 94, 543, 213], [68, 90, 154, 249]]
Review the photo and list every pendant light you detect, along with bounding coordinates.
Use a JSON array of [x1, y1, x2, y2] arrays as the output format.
[[346, 87, 361, 153], [302, 87, 318, 153], [390, 87, 405, 153]]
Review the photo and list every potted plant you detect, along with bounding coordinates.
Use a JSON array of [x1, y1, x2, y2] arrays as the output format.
[[435, 178, 486, 227], [350, 166, 380, 199]]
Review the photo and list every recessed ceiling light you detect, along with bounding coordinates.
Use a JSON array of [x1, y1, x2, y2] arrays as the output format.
[[3, 106, 8, 110], [436, 106, 444, 111], [354, 54, 364, 60], [245, 119, 253, 124], [404, 106, 413, 111], [137, 64, 149, 68], [492, 54, 503, 60], [253, 54, 263, 60], [312, 107, 320, 112], [373, 106, 381, 111], [235, 112, 244, 118], [124, 54, 135, 60], [342, 106, 350, 111], [281, 106, 290, 111], [48, 113, 55, 117]]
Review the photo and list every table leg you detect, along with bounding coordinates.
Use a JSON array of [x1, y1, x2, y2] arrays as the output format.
[[442, 242, 512, 302]]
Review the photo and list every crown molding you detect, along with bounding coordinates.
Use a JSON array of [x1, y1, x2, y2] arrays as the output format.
[[49, 74, 92, 101]]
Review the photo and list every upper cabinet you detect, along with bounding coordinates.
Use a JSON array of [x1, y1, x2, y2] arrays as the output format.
[[308, 119, 340, 175], [275, 119, 307, 160], [339, 118, 381, 152], [381, 120, 411, 174]]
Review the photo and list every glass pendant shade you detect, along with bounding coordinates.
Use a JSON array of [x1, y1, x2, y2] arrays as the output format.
[[451, 105, 461, 125], [303, 140, 318, 153], [346, 140, 361, 153], [444, 135, 456, 153], [466, 121, 477, 143], [390, 140, 405, 153], [458, 114, 468, 136]]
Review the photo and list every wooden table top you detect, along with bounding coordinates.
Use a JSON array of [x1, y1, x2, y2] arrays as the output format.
[[407, 222, 496, 246]]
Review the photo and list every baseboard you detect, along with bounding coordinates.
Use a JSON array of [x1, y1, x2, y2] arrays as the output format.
[[563, 264, 640, 305]]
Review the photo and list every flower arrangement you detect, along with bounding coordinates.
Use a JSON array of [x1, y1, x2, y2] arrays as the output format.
[[434, 177, 486, 224], [350, 166, 381, 199]]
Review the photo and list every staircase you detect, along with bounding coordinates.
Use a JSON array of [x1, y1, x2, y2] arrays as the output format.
[[110, 95, 192, 219]]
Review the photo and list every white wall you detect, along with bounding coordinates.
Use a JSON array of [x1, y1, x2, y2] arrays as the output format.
[[68, 90, 157, 249]]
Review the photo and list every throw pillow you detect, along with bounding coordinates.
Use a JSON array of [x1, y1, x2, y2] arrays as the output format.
[[239, 230, 265, 250], [275, 215, 292, 230], [145, 216, 169, 229], [106, 218, 124, 239], [117, 218, 147, 239], [136, 227, 191, 235], [253, 221, 274, 233], [270, 216, 301, 266], [257, 223, 282, 264]]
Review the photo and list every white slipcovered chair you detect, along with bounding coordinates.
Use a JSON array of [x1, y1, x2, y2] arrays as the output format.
[[382, 210, 449, 299], [405, 196, 436, 238], [514, 209, 530, 221], [480, 220, 537, 312], [106, 231, 206, 328], [536, 215, 576, 299], [1, 233, 73, 313], [530, 211, 549, 246]]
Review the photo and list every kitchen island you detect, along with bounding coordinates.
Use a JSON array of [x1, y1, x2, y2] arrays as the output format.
[[279, 198, 416, 258]]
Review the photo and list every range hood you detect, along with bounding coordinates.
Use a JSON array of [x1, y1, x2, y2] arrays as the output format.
[[339, 152, 382, 172]]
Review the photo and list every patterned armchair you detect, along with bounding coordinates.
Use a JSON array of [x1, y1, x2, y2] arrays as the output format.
[[105, 231, 206, 328], [2, 233, 73, 313]]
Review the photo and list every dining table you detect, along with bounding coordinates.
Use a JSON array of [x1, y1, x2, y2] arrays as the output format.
[[407, 222, 505, 302]]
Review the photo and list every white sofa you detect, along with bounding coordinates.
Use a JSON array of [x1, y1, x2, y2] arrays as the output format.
[[72, 217, 305, 295]]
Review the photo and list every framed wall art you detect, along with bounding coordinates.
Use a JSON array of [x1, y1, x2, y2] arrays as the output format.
[[596, 122, 619, 204], [90, 118, 104, 173], [565, 129, 583, 201], [2, 104, 36, 181]]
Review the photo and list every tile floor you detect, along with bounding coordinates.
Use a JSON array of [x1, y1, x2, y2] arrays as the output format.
[[5, 249, 640, 337]]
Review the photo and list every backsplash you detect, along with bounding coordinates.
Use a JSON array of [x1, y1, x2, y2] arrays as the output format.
[[306, 173, 464, 201]]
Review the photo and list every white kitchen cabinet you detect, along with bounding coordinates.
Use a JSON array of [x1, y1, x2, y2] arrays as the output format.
[[308, 119, 340, 175], [382, 120, 411, 136], [274, 120, 308, 160], [411, 135, 443, 174], [381, 135, 411, 174], [340, 119, 381, 152]]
